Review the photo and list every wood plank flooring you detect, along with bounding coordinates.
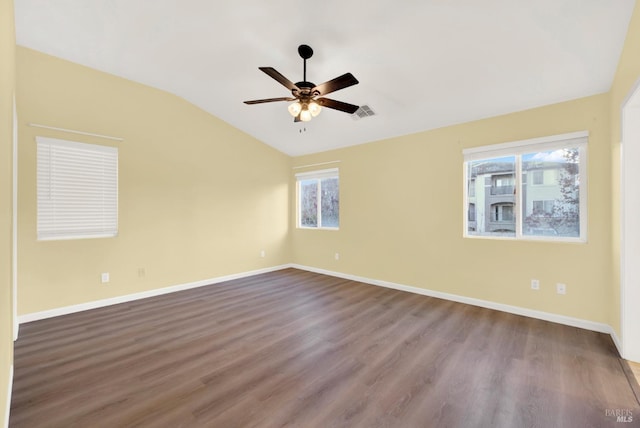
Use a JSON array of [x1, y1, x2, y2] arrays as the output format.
[[630, 361, 640, 386], [10, 268, 640, 427], [625, 360, 640, 405]]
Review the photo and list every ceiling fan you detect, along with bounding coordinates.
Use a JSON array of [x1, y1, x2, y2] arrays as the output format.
[[244, 44, 360, 122]]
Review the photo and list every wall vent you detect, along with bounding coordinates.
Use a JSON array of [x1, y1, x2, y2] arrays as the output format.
[[352, 105, 376, 120]]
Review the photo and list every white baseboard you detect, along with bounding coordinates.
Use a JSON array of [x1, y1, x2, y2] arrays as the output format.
[[19, 264, 292, 324], [291, 264, 614, 336], [3, 364, 12, 428], [610, 328, 624, 358]]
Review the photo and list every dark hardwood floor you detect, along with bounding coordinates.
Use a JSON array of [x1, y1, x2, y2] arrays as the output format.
[[10, 268, 640, 427]]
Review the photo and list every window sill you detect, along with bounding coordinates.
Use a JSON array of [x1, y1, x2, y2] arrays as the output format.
[[297, 226, 340, 231], [463, 234, 586, 244]]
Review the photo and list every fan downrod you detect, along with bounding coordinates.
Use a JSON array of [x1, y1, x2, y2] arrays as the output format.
[[298, 44, 314, 86]]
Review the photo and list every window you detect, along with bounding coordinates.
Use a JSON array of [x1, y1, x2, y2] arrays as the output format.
[[463, 131, 587, 242], [532, 200, 555, 215], [468, 203, 476, 222], [492, 174, 515, 195], [532, 170, 544, 185], [295, 168, 339, 229], [37, 137, 118, 240], [492, 203, 514, 222]]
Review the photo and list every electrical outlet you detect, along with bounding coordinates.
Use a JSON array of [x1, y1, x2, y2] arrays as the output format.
[[260, 250, 265, 258], [137, 267, 145, 278], [101, 272, 110, 283], [531, 279, 540, 290], [334, 253, 340, 260], [556, 283, 566, 295]]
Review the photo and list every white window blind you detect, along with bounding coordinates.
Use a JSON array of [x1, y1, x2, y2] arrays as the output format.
[[37, 137, 118, 240], [294, 167, 340, 181], [462, 131, 588, 161]]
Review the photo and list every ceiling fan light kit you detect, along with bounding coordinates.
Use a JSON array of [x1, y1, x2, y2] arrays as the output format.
[[288, 102, 302, 117], [244, 44, 360, 123], [299, 108, 312, 122], [289, 100, 321, 122]]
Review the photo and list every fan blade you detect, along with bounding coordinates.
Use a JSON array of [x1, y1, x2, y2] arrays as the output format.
[[316, 98, 360, 114], [312, 73, 359, 96], [259, 67, 299, 91], [244, 97, 296, 105]]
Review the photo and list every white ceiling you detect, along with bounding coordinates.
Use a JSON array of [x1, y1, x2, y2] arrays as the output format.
[[14, 0, 636, 156]]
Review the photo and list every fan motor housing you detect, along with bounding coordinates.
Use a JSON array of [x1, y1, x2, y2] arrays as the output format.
[[293, 81, 319, 98]]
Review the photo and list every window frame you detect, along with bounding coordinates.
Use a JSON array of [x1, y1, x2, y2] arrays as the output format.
[[295, 168, 340, 230], [463, 131, 588, 243]]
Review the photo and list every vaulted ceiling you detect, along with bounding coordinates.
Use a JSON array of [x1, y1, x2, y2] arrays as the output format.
[[14, 0, 636, 156]]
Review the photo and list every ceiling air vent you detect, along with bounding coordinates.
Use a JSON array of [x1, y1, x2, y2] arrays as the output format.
[[352, 105, 376, 120]]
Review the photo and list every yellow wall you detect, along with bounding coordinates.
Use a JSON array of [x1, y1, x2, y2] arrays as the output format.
[[0, 0, 15, 423], [292, 93, 611, 323], [610, 2, 640, 335], [16, 47, 291, 314]]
